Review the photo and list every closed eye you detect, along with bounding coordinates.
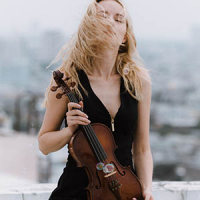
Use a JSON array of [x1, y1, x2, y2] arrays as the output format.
[[115, 19, 123, 23], [115, 18, 125, 24]]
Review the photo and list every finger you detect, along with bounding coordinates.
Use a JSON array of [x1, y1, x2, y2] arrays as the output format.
[[79, 101, 84, 109], [68, 116, 91, 124], [132, 198, 137, 200], [68, 118, 91, 126], [68, 102, 81, 111], [144, 195, 151, 200], [67, 110, 88, 118], [150, 196, 154, 200]]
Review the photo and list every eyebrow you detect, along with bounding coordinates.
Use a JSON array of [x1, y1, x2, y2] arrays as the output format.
[[116, 13, 125, 18], [98, 10, 125, 18]]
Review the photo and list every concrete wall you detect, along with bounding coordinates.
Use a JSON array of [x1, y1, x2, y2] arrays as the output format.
[[0, 134, 38, 183], [0, 182, 200, 200]]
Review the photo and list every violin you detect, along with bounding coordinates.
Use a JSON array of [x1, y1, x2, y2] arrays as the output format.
[[51, 70, 143, 200]]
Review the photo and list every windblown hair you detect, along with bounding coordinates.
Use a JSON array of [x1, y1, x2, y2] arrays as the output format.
[[42, 0, 150, 107]]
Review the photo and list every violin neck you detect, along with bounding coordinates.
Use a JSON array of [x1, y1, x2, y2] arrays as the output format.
[[67, 92, 79, 104], [67, 92, 107, 162]]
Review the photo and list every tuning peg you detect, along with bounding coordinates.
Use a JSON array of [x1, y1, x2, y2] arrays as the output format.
[[63, 76, 72, 81], [56, 92, 65, 99], [70, 82, 76, 88], [51, 86, 60, 92]]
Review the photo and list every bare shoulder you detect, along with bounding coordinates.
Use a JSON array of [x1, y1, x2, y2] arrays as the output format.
[[47, 76, 69, 108], [140, 72, 151, 99]]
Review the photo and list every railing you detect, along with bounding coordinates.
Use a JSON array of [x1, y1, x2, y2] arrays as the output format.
[[0, 182, 200, 200]]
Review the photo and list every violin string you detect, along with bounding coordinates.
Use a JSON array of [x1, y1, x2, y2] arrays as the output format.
[[81, 113, 116, 182], [84, 124, 108, 160], [67, 93, 102, 161], [69, 93, 114, 170], [58, 77, 116, 185], [84, 126, 106, 161], [67, 93, 108, 162], [67, 94, 133, 193], [68, 93, 115, 183], [68, 93, 104, 162], [83, 125, 115, 183], [71, 94, 107, 162]]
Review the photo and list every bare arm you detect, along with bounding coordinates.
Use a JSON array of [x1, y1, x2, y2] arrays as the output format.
[[38, 79, 90, 155], [133, 77, 154, 197], [38, 78, 72, 155]]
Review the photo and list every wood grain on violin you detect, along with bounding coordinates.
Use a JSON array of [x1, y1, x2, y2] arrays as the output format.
[[51, 70, 144, 200]]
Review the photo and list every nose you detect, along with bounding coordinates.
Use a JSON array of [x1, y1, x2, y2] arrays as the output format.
[[109, 17, 115, 26], [105, 15, 115, 26]]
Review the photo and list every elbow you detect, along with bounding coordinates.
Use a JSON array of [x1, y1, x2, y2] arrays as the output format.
[[39, 146, 49, 155], [38, 135, 50, 155], [134, 145, 152, 156]]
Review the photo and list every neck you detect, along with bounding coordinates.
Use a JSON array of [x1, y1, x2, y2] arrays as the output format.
[[91, 49, 119, 80]]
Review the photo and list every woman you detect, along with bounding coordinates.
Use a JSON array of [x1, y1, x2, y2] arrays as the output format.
[[38, 0, 154, 200]]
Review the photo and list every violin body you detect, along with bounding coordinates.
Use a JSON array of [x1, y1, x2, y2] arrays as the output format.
[[69, 123, 143, 200]]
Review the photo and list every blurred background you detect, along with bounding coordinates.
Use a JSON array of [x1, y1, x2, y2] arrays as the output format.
[[0, 0, 200, 185]]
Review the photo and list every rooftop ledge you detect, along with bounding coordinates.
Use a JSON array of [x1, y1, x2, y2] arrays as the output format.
[[0, 182, 200, 200]]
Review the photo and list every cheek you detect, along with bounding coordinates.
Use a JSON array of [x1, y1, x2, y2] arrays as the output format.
[[121, 26, 126, 36], [117, 25, 126, 39]]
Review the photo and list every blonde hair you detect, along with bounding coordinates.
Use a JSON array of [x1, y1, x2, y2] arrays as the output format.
[[42, 0, 150, 107]]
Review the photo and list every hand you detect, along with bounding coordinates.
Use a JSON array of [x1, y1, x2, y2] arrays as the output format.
[[132, 189, 154, 200], [66, 101, 91, 134]]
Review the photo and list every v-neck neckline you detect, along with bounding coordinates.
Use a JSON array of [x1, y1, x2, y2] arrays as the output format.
[[81, 70, 123, 120]]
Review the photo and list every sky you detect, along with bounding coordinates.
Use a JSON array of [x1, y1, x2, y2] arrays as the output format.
[[0, 0, 200, 40]]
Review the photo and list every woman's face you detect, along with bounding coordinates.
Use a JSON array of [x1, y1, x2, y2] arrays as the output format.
[[97, 0, 127, 44]]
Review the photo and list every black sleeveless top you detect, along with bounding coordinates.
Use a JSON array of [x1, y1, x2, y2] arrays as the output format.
[[49, 70, 138, 200]]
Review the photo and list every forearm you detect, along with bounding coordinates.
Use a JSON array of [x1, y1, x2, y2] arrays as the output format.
[[38, 127, 73, 155], [133, 150, 153, 191]]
